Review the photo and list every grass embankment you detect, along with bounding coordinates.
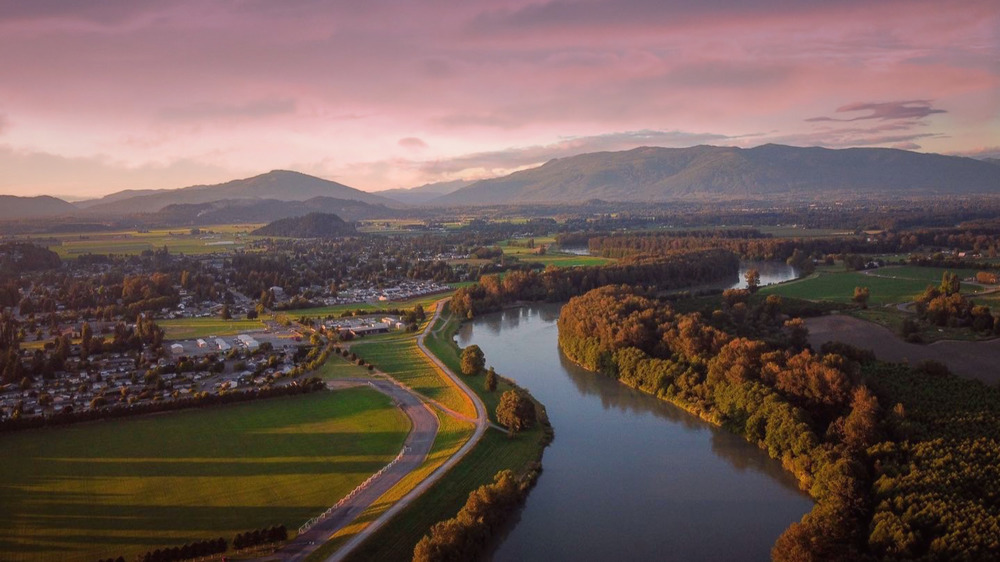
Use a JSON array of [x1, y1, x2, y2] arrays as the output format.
[[318, 303, 550, 562], [158, 317, 267, 340], [350, 330, 475, 419], [0, 389, 409, 562]]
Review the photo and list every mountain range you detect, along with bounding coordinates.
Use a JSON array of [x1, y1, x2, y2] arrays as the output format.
[[79, 170, 398, 214], [376, 179, 474, 205], [435, 144, 1000, 204], [2, 145, 999, 225]]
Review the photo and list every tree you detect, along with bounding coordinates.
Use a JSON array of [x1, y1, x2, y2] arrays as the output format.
[[745, 268, 761, 293], [496, 390, 535, 436], [852, 286, 870, 309], [485, 367, 498, 391], [940, 271, 960, 296], [220, 304, 231, 320], [460, 345, 485, 376], [843, 385, 880, 451]]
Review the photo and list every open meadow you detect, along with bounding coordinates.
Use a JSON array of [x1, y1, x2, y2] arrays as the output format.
[[501, 237, 612, 268], [0, 388, 409, 562], [759, 265, 986, 306]]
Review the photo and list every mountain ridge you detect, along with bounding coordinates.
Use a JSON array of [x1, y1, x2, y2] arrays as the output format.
[[433, 144, 1000, 205], [81, 170, 400, 214]]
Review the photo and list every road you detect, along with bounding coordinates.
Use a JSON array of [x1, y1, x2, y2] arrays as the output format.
[[264, 298, 491, 562], [273, 377, 439, 562], [322, 298, 490, 562]]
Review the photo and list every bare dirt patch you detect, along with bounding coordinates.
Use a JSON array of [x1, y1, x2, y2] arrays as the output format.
[[806, 314, 1000, 385]]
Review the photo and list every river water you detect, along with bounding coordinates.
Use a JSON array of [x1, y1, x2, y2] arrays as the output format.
[[458, 304, 812, 562]]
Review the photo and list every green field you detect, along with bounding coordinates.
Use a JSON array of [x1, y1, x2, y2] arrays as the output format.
[[0, 389, 410, 562], [21, 224, 264, 259], [284, 291, 452, 319], [760, 266, 986, 306], [350, 330, 475, 419], [501, 237, 612, 268], [158, 317, 267, 340]]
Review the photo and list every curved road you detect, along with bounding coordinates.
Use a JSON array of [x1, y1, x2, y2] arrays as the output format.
[[276, 378, 439, 562], [324, 298, 490, 561]]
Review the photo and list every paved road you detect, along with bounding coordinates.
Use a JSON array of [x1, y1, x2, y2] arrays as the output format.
[[271, 378, 439, 562], [323, 298, 491, 562]]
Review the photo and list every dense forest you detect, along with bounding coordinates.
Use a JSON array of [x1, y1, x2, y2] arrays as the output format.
[[557, 285, 1000, 560], [449, 249, 739, 318], [251, 212, 357, 238]]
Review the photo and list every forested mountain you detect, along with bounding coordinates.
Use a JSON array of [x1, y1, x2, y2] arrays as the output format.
[[251, 212, 356, 238], [150, 196, 399, 225], [434, 144, 1000, 205], [80, 170, 399, 214], [378, 179, 474, 205], [0, 195, 78, 220]]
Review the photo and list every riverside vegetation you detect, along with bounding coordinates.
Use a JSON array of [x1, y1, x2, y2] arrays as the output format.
[[557, 284, 1000, 560]]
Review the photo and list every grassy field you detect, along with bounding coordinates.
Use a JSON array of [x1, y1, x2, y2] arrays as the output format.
[[759, 266, 986, 306], [158, 317, 267, 340], [350, 330, 475, 419], [316, 354, 379, 379], [501, 237, 612, 268], [0, 389, 410, 562], [284, 292, 451, 319], [22, 224, 263, 259], [306, 411, 475, 561]]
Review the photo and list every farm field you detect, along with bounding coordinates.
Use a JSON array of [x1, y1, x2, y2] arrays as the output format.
[[759, 265, 986, 306], [20, 225, 263, 259], [500, 237, 612, 268], [158, 317, 266, 340], [0, 389, 410, 562]]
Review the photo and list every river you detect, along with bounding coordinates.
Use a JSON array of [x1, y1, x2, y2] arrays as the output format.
[[457, 304, 812, 562]]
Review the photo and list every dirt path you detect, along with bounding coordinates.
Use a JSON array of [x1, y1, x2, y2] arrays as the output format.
[[273, 377, 439, 562], [806, 315, 1000, 385]]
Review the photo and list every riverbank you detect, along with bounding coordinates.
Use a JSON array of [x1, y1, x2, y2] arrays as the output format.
[[322, 302, 551, 562], [459, 304, 810, 561]]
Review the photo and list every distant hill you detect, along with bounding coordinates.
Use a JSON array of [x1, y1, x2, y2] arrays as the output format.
[[82, 170, 400, 215], [434, 144, 1000, 205], [252, 212, 357, 238], [152, 196, 399, 225], [0, 195, 78, 220], [985, 158, 1000, 167], [378, 179, 475, 205]]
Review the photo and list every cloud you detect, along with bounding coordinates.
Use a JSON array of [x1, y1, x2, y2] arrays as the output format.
[[0, 113, 7, 135], [806, 100, 946, 122], [398, 137, 428, 150], [0, 145, 237, 197], [159, 98, 297, 122]]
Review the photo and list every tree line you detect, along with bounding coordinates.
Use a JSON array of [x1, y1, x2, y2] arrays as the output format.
[[450, 249, 739, 318], [412, 469, 539, 562], [557, 285, 878, 560]]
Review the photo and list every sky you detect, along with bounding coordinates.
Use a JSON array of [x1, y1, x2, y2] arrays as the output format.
[[0, 0, 997, 199]]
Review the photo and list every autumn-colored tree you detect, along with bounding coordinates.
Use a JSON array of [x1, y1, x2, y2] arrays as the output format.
[[842, 385, 879, 451], [485, 367, 498, 391], [852, 286, 870, 309], [745, 268, 761, 293], [496, 390, 535, 436], [460, 345, 485, 375]]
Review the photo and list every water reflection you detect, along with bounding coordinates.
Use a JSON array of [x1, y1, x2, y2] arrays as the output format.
[[460, 303, 812, 562]]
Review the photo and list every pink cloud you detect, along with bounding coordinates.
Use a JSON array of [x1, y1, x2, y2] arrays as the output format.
[[0, 0, 995, 194]]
